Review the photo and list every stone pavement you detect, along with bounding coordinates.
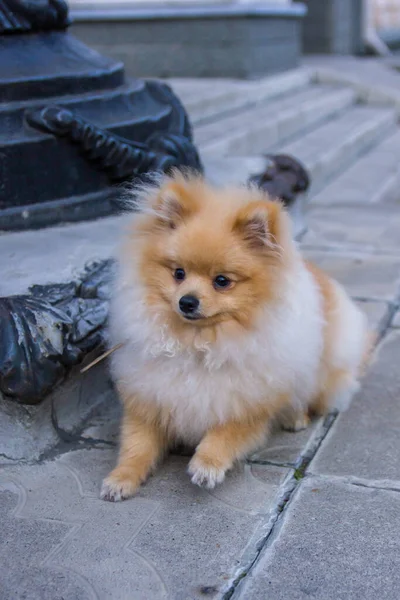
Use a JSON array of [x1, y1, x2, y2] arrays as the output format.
[[2, 204, 400, 600], [2, 60, 400, 599]]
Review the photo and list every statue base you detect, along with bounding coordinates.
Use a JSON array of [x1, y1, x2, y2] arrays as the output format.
[[0, 31, 201, 230]]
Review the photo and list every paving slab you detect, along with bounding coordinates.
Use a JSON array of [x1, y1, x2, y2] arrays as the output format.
[[52, 362, 116, 438], [236, 477, 400, 600], [0, 394, 57, 463], [304, 204, 400, 254], [249, 419, 321, 467], [311, 330, 400, 485], [0, 359, 117, 462], [355, 299, 391, 333], [0, 215, 124, 297], [391, 310, 400, 327], [0, 449, 291, 600], [303, 248, 400, 301]]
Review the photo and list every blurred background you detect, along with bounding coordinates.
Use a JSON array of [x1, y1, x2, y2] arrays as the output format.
[[66, 0, 400, 79]]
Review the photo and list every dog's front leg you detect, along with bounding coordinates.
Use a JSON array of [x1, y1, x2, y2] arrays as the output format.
[[101, 402, 166, 502], [188, 411, 270, 489]]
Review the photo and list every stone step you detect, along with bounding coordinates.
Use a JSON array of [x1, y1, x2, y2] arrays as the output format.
[[169, 67, 312, 125], [197, 84, 357, 154], [279, 105, 397, 194], [309, 129, 400, 207]]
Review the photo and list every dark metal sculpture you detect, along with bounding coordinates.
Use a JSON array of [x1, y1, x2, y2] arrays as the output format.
[[248, 154, 310, 207], [26, 104, 202, 181], [0, 0, 69, 33], [0, 260, 114, 405], [0, 1, 202, 230]]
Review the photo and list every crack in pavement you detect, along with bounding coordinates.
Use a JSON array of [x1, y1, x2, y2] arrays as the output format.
[[222, 411, 338, 600], [306, 472, 400, 495], [350, 480, 400, 494]]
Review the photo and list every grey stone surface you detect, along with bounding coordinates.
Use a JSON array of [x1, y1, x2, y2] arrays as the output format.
[[71, 7, 304, 79], [0, 488, 84, 599], [169, 68, 312, 125], [0, 450, 290, 599], [309, 55, 400, 109], [304, 203, 400, 253], [355, 300, 390, 333], [311, 330, 400, 484], [303, 248, 400, 301], [309, 131, 400, 207], [52, 361, 116, 438], [198, 85, 356, 154], [0, 215, 124, 296], [0, 394, 57, 463], [0, 360, 117, 461], [279, 105, 396, 194], [237, 477, 400, 600], [202, 154, 266, 186], [250, 419, 321, 467], [299, 0, 364, 54], [391, 310, 400, 327]]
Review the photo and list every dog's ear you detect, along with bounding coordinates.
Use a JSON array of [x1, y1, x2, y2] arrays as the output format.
[[155, 181, 199, 229], [233, 200, 284, 249]]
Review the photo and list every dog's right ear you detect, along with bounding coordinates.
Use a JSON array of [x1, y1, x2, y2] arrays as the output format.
[[154, 180, 200, 229], [233, 200, 284, 250]]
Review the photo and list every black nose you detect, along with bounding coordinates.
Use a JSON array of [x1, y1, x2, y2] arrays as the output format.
[[179, 294, 200, 315]]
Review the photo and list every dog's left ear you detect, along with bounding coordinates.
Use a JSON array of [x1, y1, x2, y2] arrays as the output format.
[[233, 200, 284, 249]]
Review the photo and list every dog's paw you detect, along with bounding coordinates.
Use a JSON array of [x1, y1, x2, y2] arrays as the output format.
[[281, 413, 310, 433], [188, 455, 226, 489], [100, 474, 138, 502]]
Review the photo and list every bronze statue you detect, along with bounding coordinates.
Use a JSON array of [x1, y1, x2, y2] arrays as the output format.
[[0, 0, 69, 33]]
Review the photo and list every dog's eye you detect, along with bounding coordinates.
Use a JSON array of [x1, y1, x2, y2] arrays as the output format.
[[213, 275, 231, 290], [174, 268, 186, 281]]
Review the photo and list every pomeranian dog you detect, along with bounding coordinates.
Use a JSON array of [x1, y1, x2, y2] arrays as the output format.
[[101, 172, 370, 502]]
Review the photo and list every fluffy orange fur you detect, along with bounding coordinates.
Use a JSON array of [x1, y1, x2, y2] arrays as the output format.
[[101, 173, 371, 502], [133, 178, 290, 341]]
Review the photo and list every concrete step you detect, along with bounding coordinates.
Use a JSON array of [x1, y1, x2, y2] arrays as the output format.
[[197, 84, 357, 155], [279, 105, 397, 194], [169, 67, 312, 125], [309, 129, 400, 206]]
